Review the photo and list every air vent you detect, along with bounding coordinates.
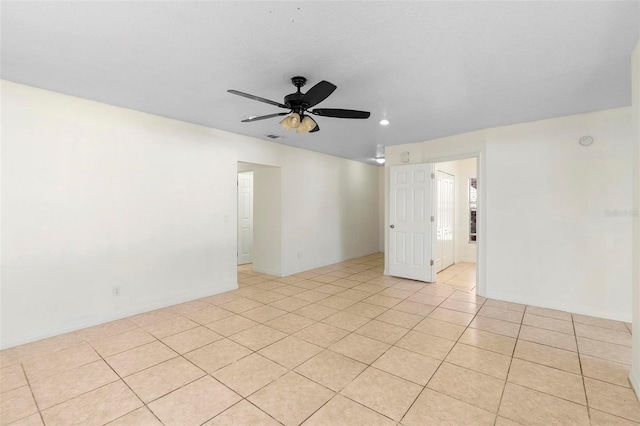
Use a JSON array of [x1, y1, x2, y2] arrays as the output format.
[[265, 134, 283, 139]]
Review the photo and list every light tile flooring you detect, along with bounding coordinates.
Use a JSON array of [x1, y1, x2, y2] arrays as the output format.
[[1, 254, 638, 425]]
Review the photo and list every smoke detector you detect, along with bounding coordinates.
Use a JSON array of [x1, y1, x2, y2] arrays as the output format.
[[579, 136, 593, 146]]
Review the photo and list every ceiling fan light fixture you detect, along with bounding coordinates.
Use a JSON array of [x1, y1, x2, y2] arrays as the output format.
[[296, 116, 317, 133], [375, 157, 385, 164], [229, 77, 371, 135], [279, 112, 301, 130]]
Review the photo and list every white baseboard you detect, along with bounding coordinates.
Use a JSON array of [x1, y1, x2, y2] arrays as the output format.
[[0, 285, 237, 350], [483, 290, 632, 323], [281, 250, 382, 278], [251, 265, 282, 277]]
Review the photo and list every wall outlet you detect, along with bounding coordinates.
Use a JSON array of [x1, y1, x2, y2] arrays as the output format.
[[112, 286, 121, 297]]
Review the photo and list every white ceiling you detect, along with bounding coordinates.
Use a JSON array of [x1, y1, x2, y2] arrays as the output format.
[[2, 1, 639, 164]]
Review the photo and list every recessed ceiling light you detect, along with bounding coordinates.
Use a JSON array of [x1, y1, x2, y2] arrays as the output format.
[[379, 119, 390, 126]]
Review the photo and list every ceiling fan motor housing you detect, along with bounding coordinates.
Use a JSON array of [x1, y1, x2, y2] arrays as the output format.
[[286, 76, 309, 113], [284, 93, 307, 113]]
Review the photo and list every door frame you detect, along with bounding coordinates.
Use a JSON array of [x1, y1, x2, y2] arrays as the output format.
[[236, 161, 282, 277], [385, 151, 485, 296]]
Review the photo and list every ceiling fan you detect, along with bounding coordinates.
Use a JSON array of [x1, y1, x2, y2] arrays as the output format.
[[228, 76, 371, 134]]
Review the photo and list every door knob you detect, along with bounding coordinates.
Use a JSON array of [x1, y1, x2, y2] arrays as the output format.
[[390, 224, 395, 229]]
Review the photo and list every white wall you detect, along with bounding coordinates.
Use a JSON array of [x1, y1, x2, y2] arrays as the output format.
[[253, 167, 282, 276], [630, 40, 639, 399], [386, 108, 633, 322], [278, 150, 380, 276], [0, 81, 380, 348]]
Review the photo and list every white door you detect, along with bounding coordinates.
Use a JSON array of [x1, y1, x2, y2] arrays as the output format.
[[389, 163, 436, 282], [237, 172, 253, 265], [435, 170, 455, 272]]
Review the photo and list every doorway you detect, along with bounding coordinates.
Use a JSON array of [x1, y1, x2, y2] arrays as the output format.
[[433, 157, 478, 292], [237, 162, 282, 276], [387, 155, 479, 292]]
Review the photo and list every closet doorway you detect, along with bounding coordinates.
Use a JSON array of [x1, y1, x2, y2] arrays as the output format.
[[432, 158, 478, 291], [435, 170, 455, 272]]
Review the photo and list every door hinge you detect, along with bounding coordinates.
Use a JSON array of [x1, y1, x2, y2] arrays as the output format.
[[430, 260, 434, 266], [431, 172, 435, 179], [431, 216, 434, 222]]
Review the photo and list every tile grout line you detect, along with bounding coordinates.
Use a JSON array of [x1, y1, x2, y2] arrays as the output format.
[[399, 279, 490, 425], [410, 277, 506, 419], [571, 313, 593, 424], [233, 264, 402, 424], [221, 398, 285, 426], [93, 332, 281, 426], [194, 268, 399, 425], [19, 362, 47, 426], [93, 328, 280, 425], [163, 340, 280, 425], [13, 334, 137, 410], [492, 307, 523, 426], [84, 339, 167, 425], [255, 266, 469, 424]]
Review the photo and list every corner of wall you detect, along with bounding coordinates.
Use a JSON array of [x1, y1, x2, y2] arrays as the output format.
[[378, 166, 385, 253], [630, 38, 640, 402]]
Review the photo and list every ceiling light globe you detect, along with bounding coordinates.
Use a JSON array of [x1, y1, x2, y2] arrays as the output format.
[[279, 113, 301, 131], [296, 116, 317, 134], [379, 119, 390, 126], [375, 158, 385, 164]]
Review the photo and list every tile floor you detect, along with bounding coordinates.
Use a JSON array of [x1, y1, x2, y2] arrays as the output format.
[[1, 254, 638, 425]]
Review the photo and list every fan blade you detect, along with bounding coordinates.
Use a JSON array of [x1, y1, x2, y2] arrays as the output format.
[[309, 123, 320, 133], [228, 90, 288, 109], [301, 81, 336, 108], [241, 112, 289, 123], [310, 108, 371, 119]]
